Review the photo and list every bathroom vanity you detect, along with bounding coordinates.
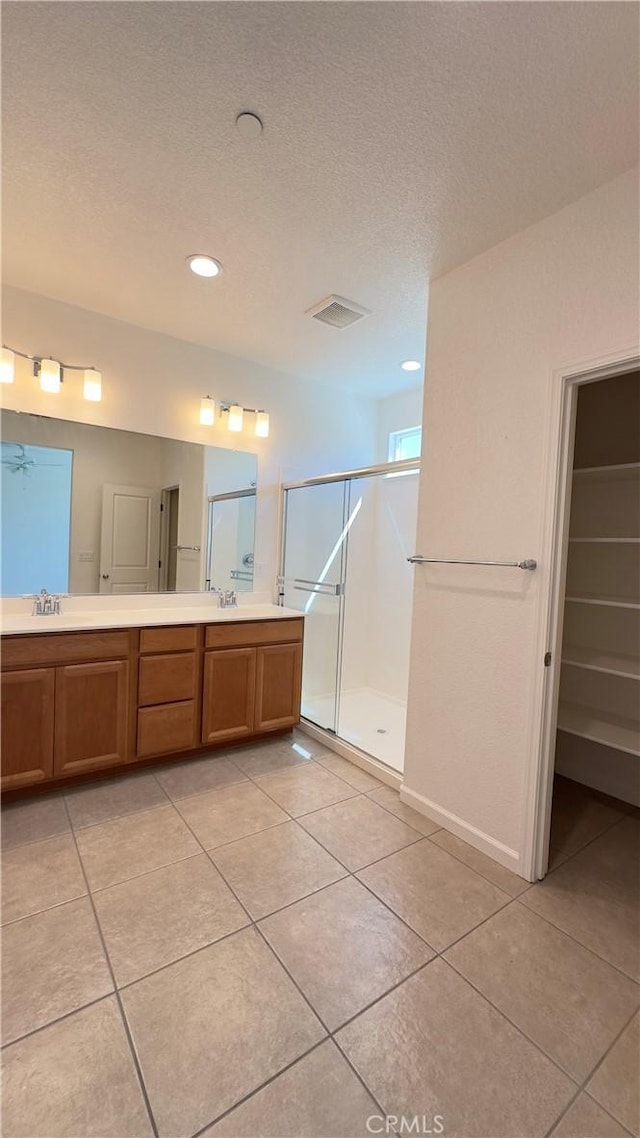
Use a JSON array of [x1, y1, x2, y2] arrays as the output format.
[[0, 607, 303, 792]]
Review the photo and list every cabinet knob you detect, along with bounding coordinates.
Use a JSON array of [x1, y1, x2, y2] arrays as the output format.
[[101, 573, 110, 580]]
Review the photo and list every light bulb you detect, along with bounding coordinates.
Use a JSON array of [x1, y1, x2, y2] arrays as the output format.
[[39, 358, 61, 393], [228, 404, 243, 432], [83, 369, 102, 402], [0, 348, 15, 384], [199, 397, 215, 426], [401, 360, 421, 372], [255, 411, 270, 438]]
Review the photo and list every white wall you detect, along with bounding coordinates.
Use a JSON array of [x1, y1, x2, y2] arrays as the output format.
[[376, 387, 424, 463], [403, 167, 640, 876], [1, 287, 379, 593]]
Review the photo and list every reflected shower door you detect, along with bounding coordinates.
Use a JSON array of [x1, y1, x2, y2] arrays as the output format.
[[280, 480, 350, 731]]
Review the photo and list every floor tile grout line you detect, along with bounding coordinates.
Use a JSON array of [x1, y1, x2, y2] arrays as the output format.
[[515, 893, 640, 985], [80, 847, 209, 897], [295, 795, 426, 841], [546, 811, 633, 877], [542, 1005, 640, 1138], [151, 762, 439, 1129], [7, 752, 638, 1136], [422, 831, 533, 898], [186, 1038, 331, 1138], [59, 795, 161, 1138], [1, 887, 89, 928], [443, 952, 590, 1089], [0, 991, 114, 1052], [581, 1089, 636, 1138]]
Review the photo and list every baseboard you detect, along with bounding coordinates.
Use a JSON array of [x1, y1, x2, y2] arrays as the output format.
[[399, 785, 525, 878], [297, 720, 402, 789]]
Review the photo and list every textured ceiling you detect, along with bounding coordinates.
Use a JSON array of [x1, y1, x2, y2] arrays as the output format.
[[2, 1, 638, 397]]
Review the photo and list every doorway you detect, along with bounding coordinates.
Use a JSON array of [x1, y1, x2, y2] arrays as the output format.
[[533, 362, 639, 879], [159, 486, 180, 592]]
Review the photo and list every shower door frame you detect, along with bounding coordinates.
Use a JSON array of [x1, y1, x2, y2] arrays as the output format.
[[279, 457, 420, 758]]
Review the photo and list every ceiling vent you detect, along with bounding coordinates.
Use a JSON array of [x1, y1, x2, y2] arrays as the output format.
[[306, 294, 371, 329]]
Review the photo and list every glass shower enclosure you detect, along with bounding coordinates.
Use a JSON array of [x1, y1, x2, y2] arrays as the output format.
[[279, 459, 419, 772]]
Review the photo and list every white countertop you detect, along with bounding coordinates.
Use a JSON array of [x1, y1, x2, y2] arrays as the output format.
[[1, 603, 302, 636]]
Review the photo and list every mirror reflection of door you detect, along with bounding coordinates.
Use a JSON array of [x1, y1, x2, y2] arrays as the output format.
[[0, 409, 258, 598], [100, 483, 161, 593], [159, 486, 180, 592], [206, 490, 256, 593]]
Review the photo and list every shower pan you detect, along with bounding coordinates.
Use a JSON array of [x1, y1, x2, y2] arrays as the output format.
[[279, 458, 419, 772]]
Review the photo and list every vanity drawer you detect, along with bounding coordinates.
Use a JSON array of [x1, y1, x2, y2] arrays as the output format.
[[138, 653, 196, 707], [1, 630, 131, 670], [137, 700, 195, 757], [139, 625, 198, 654], [205, 619, 303, 650]]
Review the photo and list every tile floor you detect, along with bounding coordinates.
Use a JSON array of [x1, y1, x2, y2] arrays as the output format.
[[1, 739, 638, 1138]]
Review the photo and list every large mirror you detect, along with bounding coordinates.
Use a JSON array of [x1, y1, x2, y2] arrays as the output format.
[[0, 410, 257, 596]]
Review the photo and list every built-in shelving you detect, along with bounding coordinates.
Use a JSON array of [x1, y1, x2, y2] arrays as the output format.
[[573, 462, 640, 480], [566, 595, 640, 610], [556, 374, 639, 804], [562, 648, 640, 681], [558, 702, 640, 758]]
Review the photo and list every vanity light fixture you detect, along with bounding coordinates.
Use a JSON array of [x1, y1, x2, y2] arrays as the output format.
[[255, 411, 270, 438], [0, 347, 15, 384], [211, 401, 270, 438], [188, 254, 222, 278], [83, 369, 102, 402], [401, 360, 422, 372], [227, 404, 244, 432], [39, 358, 62, 393], [199, 396, 216, 426], [2, 345, 104, 401]]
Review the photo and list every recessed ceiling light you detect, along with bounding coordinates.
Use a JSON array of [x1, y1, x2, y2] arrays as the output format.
[[236, 111, 263, 138], [401, 360, 421, 372], [187, 254, 222, 278]]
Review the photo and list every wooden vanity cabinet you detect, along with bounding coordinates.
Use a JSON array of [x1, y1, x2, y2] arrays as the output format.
[[1, 668, 55, 789], [136, 625, 199, 758], [54, 660, 129, 777], [201, 620, 304, 743], [255, 642, 303, 732], [1, 616, 303, 791]]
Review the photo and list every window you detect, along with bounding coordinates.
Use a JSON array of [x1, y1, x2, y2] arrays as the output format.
[[388, 426, 422, 464]]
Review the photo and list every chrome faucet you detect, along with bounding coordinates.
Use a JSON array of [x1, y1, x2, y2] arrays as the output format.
[[218, 589, 237, 609], [32, 588, 62, 616]]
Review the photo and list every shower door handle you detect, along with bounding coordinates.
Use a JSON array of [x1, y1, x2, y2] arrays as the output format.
[[277, 575, 344, 596]]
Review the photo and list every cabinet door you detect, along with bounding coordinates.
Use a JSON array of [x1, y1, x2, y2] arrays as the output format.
[[1, 668, 55, 789], [54, 660, 129, 776], [255, 643, 302, 732], [202, 648, 256, 744]]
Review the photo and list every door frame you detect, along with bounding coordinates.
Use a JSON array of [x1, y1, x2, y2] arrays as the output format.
[[522, 346, 639, 882]]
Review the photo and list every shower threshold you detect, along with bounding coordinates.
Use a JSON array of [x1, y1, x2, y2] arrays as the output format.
[[301, 687, 406, 774]]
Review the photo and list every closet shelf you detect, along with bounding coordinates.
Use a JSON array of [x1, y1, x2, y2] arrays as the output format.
[[568, 537, 640, 544], [562, 647, 640, 681], [566, 595, 640, 610], [573, 462, 640, 481], [558, 702, 640, 757]]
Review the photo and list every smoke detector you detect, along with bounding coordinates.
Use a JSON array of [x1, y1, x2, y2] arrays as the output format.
[[306, 295, 371, 329]]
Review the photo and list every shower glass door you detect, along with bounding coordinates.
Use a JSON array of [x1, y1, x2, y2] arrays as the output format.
[[280, 480, 349, 731]]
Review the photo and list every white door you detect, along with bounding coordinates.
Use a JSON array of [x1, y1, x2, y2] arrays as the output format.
[[100, 484, 161, 593]]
